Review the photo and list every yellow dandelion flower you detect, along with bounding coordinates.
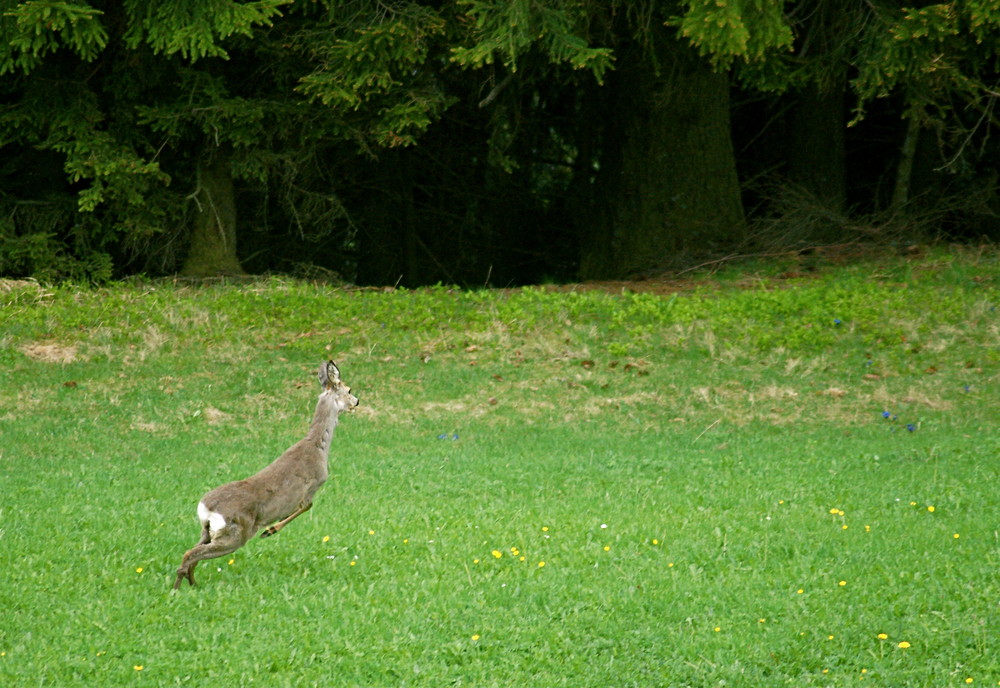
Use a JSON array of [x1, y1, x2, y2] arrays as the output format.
[[519, 556, 526, 562], [966, 679, 973, 684], [822, 669, 829, 674], [828, 635, 835, 640], [228, 559, 234, 566], [877, 633, 888, 640], [797, 589, 804, 594], [603, 546, 610, 552], [897, 641, 911, 649], [542, 526, 549, 532], [910, 501, 917, 506], [368, 530, 375, 535], [668, 562, 674, 567], [714, 627, 721, 632], [758, 618, 766, 624], [473, 559, 480, 564], [927, 506, 935, 513], [135, 567, 143, 574], [652, 539, 659, 545], [865, 525, 871, 532], [842, 525, 849, 530], [322, 535, 330, 543], [349, 561, 356, 567], [537, 561, 545, 568], [134, 665, 144, 672], [471, 634, 480, 641], [829, 508, 840, 514], [953, 533, 960, 539], [491, 550, 502, 559], [839, 580, 847, 587]]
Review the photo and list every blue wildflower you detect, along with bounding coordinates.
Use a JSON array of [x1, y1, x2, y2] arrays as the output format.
[[906, 424, 916, 432], [882, 411, 891, 419], [833, 318, 842, 326]]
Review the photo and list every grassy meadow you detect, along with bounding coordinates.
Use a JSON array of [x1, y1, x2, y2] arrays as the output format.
[[0, 249, 998, 686]]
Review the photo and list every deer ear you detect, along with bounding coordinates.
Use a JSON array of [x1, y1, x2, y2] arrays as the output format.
[[318, 360, 341, 388]]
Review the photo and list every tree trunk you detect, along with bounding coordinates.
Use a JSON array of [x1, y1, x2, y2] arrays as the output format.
[[181, 151, 244, 277], [784, 0, 850, 212], [787, 83, 847, 210], [891, 110, 921, 214], [580, 39, 745, 279], [355, 150, 413, 286]]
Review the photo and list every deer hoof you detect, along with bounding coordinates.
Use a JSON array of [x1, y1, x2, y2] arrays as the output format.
[[261, 528, 275, 538]]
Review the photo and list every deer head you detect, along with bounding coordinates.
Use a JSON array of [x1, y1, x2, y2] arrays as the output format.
[[319, 360, 358, 412]]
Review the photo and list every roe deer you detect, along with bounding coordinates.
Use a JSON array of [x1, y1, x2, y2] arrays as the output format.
[[172, 360, 358, 590]]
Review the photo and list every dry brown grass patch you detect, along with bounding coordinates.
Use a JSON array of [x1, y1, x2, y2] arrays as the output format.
[[19, 341, 79, 364], [0, 278, 42, 294]]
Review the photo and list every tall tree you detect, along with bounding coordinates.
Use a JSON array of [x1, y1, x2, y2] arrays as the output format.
[[4, 0, 999, 284], [579, 26, 746, 277], [851, 0, 1000, 213], [0, 0, 288, 277], [782, 0, 854, 211], [0, 0, 452, 279], [452, 0, 794, 278]]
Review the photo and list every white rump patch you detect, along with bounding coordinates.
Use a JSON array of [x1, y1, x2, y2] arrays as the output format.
[[197, 502, 227, 533]]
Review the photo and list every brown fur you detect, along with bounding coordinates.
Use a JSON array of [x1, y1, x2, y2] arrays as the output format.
[[173, 361, 358, 590]]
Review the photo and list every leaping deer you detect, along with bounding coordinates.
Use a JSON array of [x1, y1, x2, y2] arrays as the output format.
[[173, 360, 358, 590]]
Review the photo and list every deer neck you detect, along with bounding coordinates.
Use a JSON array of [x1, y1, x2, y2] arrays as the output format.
[[306, 392, 340, 456]]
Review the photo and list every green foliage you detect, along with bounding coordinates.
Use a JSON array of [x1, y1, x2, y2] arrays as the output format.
[[0, 1, 292, 279], [0, 71, 172, 262], [0, 215, 113, 282], [0, 0, 107, 75], [851, 0, 1000, 156], [60, 132, 169, 214], [122, 0, 286, 60], [0, 0, 469, 279], [449, 0, 613, 81], [1, 0, 998, 284], [135, 70, 271, 151], [296, 3, 454, 148], [671, 0, 794, 67]]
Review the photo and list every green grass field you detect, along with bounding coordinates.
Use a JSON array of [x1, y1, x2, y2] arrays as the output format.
[[1, 249, 998, 686]]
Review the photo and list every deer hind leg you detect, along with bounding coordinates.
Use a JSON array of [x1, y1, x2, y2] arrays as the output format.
[[260, 502, 312, 538], [173, 523, 248, 590]]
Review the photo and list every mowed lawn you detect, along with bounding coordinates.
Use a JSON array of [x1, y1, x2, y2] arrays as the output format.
[[0, 251, 997, 686]]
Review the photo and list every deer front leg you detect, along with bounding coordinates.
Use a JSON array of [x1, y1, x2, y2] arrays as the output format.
[[260, 502, 312, 538]]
